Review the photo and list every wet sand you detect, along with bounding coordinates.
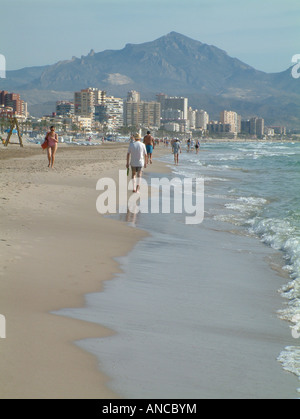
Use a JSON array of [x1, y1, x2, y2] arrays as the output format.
[[0, 142, 168, 398]]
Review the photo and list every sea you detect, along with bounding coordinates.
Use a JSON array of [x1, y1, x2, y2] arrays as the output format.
[[55, 140, 300, 398]]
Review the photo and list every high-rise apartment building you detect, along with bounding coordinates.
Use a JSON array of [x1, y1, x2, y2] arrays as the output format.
[[56, 101, 75, 116], [157, 94, 188, 132], [0, 90, 26, 117], [124, 101, 160, 128], [124, 92, 160, 128], [74, 87, 106, 118], [195, 110, 209, 130], [241, 120, 251, 134], [188, 107, 196, 130], [127, 90, 140, 103], [157, 94, 188, 120], [241, 117, 265, 138], [250, 117, 264, 138], [220, 110, 240, 133], [141, 101, 161, 128], [0, 90, 6, 105], [95, 96, 123, 131]]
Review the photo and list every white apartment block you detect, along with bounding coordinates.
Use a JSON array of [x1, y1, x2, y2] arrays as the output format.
[[195, 109, 209, 130], [104, 96, 124, 131], [187, 108, 209, 131], [188, 107, 196, 130], [157, 94, 188, 120], [220, 110, 240, 133], [163, 122, 181, 132], [162, 108, 184, 120]]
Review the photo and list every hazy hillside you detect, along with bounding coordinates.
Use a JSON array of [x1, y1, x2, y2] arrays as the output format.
[[2, 32, 299, 127]]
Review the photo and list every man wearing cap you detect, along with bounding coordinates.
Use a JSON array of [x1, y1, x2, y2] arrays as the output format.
[[126, 133, 147, 193]]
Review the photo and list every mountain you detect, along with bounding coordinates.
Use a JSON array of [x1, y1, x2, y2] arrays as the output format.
[[1, 32, 300, 127]]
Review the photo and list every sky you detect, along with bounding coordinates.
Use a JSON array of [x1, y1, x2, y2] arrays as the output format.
[[0, 0, 299, 73]]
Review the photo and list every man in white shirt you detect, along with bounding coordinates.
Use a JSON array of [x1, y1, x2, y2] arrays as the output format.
[[126, 133, 147, 193]]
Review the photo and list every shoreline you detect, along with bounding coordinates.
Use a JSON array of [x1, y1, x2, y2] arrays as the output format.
[[61, 171, 300, 398], [0, 143, 170, 398]]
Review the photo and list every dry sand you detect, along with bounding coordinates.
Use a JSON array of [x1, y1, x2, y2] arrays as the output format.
[[0, 142, 169, 399]]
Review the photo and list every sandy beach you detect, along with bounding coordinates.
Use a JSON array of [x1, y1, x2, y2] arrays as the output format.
[[0, 142, 169, 398], [1, 141, 299, 399]]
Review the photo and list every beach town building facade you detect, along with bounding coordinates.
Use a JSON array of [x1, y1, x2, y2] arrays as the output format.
[[241, 117, 265, 138], [95, 96, 124, 131], [0, 90, 28, 118], [8, 85, 277, 139], [220, 110, 241, 133], [268, 126, 286, 135], [188, 107, 196, 130], [56, 101, 75, 116], [207, 121, 233, 135], [74, 87, 106, 118], [124, 91, 161, 129], [207, 111, 265, 138], [157, 93, 189, 133], [250, 117, 264, 138], [73, 87, 123, 131], [43, 87, 273, 139], [195, 109, 209, 131]]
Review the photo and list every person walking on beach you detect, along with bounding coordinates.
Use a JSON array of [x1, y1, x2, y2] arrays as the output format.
[[195, 139, 200, 154], [143, 131, 155, 164], [45, 126, 58, 168], [172, 139, 181, 165], [126, 133, 147, 193], [187, 138, 191, 152]]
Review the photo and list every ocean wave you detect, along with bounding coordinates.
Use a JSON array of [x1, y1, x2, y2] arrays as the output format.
[[277, 347, 300, 393], [249, 216, 300, 333], [194, 141, 300, 387], [214, 195, 268, 222]]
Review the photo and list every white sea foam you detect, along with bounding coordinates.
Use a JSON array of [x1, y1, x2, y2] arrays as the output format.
[[277, 347, 300, 393], [249, 216, 300, 328], [163, 142, 300, 388]]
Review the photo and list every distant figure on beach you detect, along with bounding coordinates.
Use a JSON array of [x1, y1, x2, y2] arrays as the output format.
[[195, 139, 200, 154], [187, 138, 191, 152], [143, 131, 155, 164], [172, 139, 181, 165], [45, 126, 58, 168], [127, 133, 147, 193]]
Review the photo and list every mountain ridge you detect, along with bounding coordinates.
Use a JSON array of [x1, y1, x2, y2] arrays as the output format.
[[1, 32, 299, 127]]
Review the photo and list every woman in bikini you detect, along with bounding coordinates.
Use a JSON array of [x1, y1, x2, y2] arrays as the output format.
[[46, 126, 58, 168]]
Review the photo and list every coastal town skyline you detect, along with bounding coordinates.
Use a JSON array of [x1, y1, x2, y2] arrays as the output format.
[[1, 0, 299, 73], [0, 87, 288, 140]]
